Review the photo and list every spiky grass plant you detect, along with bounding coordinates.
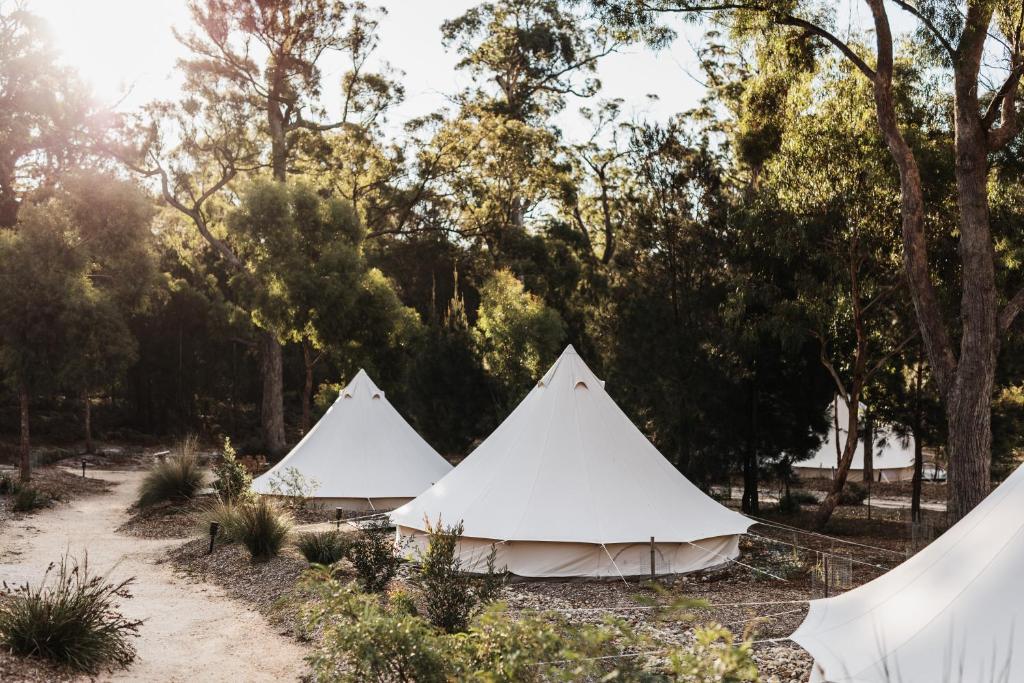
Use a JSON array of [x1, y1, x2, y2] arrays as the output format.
[[0, 555, 142, 673], [136, 436, 205, 508], [235, 496, 292, 561], [295, 530, 349, 566]]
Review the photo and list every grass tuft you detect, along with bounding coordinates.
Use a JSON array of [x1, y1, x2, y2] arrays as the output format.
[[0, 554, 142, 673], [136, 437, 205, 508], [235, 496, 292, 562], [295, 530, 349, 565]]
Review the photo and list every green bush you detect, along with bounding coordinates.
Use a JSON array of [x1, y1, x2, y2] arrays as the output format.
[[12, 485, 49, 512], [348, 519, 401, 593], [235, 496, 292, 561], [415, 519, 505, 633], [211, 437, 251, 504], [0, 471, 15, 494], [296, 530, 349, 566], [0, 555, 142, 673], [838, 481, 868, 506], [136, 437, 205, 508], [301, 571, 704, 683], [266, 466, 319, 510]]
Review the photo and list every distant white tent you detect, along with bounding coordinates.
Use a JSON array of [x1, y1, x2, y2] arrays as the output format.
[[392, 346, 751, 578], [252, 369, 451, 511], [793, 398, 934, 483], [792, 462, 1024, 682]]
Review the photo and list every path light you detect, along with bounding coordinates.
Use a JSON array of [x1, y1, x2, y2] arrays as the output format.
[[335, 507, 343, 530], [81, 459, 87, 478], [208, 521, 220, 554]]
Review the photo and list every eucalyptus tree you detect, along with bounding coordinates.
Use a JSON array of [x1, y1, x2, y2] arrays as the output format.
[[120, 0, 397, 453], [0, 1, 100, 227], [597, 0, 1024, 521]]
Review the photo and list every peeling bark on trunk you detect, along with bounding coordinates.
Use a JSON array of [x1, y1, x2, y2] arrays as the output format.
[[19, 385, 30, 482], [259, 330, 286, 456]]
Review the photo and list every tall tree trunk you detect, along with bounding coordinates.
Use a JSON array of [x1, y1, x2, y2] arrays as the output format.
[[911, 358, 924, 523], [83, 393, 94, 455], [19, 385, 30, 482], [259, 330, 286, 456], [301, 340, 315, 436], [741, 379, 759, 514], [863, 410, 873, 520], [814, 397, 859, 530]]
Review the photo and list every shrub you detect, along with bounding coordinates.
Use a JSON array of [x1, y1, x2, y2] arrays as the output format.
[[666, 624, 759, 681], [0, 471, 15, 494], [235, 496, 292, 561], [347, 519, 401, 593], [415, 518, 505, 633], [136, 437, 205, 508], [838, 481, 868, 506], [211, 437, 251, 504], [12, 485, 49, 512], [267, 466, 319, 510], [304, 578, 449, 683], [0, 555, 142, 673], [296, 530, 349, 566]]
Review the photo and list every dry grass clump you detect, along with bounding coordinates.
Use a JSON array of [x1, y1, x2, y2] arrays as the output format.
[[136, 436, 205, 508]]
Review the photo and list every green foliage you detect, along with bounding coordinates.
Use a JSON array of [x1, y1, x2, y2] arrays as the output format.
[[666, 624, 759, 682], [199, 499, 245, 543], [211, 437, 251, 504], [136, 437, 205, 508], [474, 269, 566, 404], [267, 466, 319, 509], [778, 490, 817, 513], [414, 519, 505, 633], [0, 471, 16, 494], [12, 485, 49, 512], [303, 570, 756, 683], [296, 530, 349, 566], [347, 519, 402, 593], [234, 497, 293, 562], [0, 555, 142, 673]]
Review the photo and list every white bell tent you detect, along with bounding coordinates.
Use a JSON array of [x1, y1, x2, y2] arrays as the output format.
[[792, 462, 1024, 682], [392, 346, 752, 578], [793, 398, 926, 483], [252, 369, 451, 511]]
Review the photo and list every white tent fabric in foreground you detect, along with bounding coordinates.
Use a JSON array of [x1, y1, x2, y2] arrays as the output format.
[[792, 462, 1024, 683], [793, 398, 921, 483], [392, 346, 752, 578], [252, 369, 451, 511]]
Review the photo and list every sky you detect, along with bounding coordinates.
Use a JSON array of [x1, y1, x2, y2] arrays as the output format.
[[28, 1, 915, 144], [28, 0, 714, 143]]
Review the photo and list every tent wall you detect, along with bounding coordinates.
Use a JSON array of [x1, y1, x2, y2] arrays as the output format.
[[397, 526, 740, 578]]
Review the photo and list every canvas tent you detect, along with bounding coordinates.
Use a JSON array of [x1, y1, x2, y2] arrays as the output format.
[[792, 398, 940, 483], [252, 369, 451, 511], [792, 462, 1024, 683], [391, 346, 752, 578]]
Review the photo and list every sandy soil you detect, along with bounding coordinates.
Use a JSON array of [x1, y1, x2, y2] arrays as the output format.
[[0, 468, 307, 682]]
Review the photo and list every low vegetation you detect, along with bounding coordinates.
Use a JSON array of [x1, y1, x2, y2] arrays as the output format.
[[414, 519, 505, 633], [11, 485, 49, 512], [136, 437, 205, 508], [210, 438, 251, 504], [0, 555, 142, 674], [204, 496, 292, 562], [302, 569, 758, 682], [295, 530, 349, 566], [347, 519, 403, 593]]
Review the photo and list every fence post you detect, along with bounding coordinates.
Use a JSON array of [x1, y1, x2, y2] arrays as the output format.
[[650, 537, 656, 579]]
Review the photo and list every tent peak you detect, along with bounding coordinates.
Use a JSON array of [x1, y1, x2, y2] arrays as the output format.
[[340, 368, 383, 399], [562, 344, 578, 356]]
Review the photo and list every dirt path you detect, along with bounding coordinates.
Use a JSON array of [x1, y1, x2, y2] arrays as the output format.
[[0, 469, 307, 682]]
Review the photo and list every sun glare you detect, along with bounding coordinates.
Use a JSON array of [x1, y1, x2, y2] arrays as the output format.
[[31, 0, 188, 108]]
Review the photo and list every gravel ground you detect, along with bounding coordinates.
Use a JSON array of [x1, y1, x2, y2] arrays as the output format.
[[167, 537, 313, 638], [117, 498, 211, 539]]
